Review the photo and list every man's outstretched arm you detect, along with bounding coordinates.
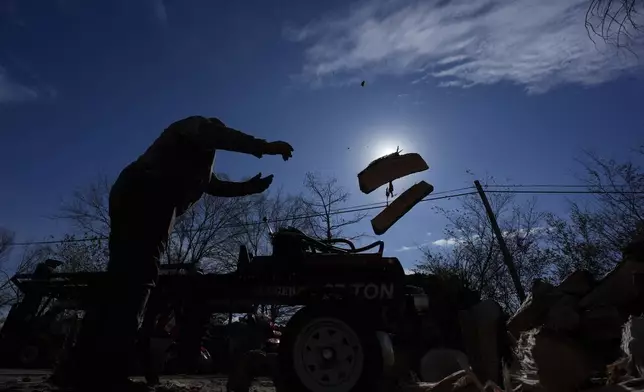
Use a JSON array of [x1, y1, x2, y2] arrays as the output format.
[[175, 116, 293, 159], [189, 117, 268, 158], [205, 173, 273, 197]]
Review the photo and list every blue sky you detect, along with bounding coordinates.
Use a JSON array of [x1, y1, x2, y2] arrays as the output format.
[[1, 0, 643, 271]]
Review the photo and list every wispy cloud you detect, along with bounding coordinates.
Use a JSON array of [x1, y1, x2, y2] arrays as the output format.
[[432, 237, 461, 247], [396, 239, 434, 252], [398, 233, 464, 250], [0, 66, 39, 103], [430, 226, 549, 247], [501, 226, 551, 238], [285, 0, 643, 93]]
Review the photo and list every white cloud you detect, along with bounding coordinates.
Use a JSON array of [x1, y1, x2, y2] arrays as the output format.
[[398, 233, 470, 250], [0, 67, 39, 103], [404, 268, 415, 275], [286, 0, 643, 93], [396, 240, 433, 252], [432, 237, 460, 246], [502, 226, 550, 238], [430, 226, 549, 247]]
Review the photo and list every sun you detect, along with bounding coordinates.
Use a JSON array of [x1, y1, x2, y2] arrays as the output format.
[[357, 128, 418, 166], [371, 140, 401, 160]]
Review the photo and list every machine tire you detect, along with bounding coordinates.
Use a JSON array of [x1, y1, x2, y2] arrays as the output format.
[[277, 306, 383, 392]]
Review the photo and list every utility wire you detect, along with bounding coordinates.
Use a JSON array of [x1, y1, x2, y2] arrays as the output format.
[[331, 186, 476, 212], [9, 186, 644, 247], [10, 189, 478, 246], [485, 184, 590, 188], [484, 184, 631, 189], [487, 190, 644, 195]]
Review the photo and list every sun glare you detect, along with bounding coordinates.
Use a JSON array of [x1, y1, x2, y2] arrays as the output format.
[[372, 140, 401, 160], [357, 127, 424, 167]]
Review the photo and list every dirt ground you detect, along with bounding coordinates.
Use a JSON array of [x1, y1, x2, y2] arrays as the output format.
[[0, 370, 276, 392]]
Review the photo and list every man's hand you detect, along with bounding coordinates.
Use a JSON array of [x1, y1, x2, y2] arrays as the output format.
[[243, 173, 274, 195], [263, 141, 294, 161], [206, 174, 273, 197]]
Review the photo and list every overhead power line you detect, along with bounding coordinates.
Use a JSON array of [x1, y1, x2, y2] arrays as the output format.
[[10, 189, 479, 246], [330, 186, 476, 212], [483, 184, 628, 189], [487, 189, 644, 195], [8, 185, 644, 247]]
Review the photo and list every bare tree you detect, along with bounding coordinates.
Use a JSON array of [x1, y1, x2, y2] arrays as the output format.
[[235, 194, 271, 257], [545, 206, 618, 280], [237, 189, 309, 257], [585, 0, 643, 48], [166, 190, 251, 273], [54, 234, 108, 273], [0, 244, 52, 308], [301, 172, 367, 241], [236, 188, 309, 323], [578, 150, 644, 249], [0, 228, 14, 266], [51, 174, 112, 272], [0, 228, 57, 309], [56, 174, 111, 238], [545, 149, 644, 279], [505, 198, 555, 292], [0, 228, 17, 308], [414, 180, 552, 312], [55, 173, 253, 273]]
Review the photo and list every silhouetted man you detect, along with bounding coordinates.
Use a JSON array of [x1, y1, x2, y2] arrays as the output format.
[[52, 116, 294, 391]]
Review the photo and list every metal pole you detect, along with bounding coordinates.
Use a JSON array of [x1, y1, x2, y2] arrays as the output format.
[[473, 180, 526, 302]]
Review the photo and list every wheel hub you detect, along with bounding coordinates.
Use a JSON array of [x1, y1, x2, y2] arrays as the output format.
[[292, 317, 365, 392], [321, 347, 335, 361]]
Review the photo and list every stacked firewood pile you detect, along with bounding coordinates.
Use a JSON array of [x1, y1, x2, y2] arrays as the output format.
[[509, 231, 644, 392], [399, 231, 644, 392]]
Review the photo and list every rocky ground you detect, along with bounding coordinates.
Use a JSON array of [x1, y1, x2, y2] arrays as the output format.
[[0, 370, 506, 392], [0, 371, 276, 392]]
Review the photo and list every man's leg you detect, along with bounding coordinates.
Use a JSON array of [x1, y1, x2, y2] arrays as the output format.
[[139, 290, 169, 385], [176, 295, 211, 373], [97, 172, 176, 383], [54, 169, 175, 388]]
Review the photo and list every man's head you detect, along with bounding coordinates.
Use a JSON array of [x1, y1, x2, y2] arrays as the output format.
[[208, 118, 226, 127]]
